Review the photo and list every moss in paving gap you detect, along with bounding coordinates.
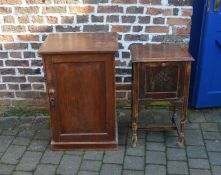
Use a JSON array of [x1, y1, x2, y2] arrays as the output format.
[[0, 106, 48, 117]]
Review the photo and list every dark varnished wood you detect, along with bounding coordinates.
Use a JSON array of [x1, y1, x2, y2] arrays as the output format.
[[39, 32, 118, 54], [130, 44, 194, 147], [39, 33, 118, 150]]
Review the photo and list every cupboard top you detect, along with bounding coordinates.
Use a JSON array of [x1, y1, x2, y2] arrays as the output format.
[[39, 32, 118, 55], [130, 44, 194, 63]]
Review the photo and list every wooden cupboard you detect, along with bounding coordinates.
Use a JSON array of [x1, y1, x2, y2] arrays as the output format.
[[39, 33, 118, 150]]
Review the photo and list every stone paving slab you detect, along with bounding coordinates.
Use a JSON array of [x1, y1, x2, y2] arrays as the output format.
[[0, 108, 220, 174]]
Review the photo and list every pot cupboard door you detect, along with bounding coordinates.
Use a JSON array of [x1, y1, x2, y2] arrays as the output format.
[[45, 53, 116, 143]]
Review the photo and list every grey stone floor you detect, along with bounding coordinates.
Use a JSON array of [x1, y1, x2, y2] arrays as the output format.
[[0, 108, 221, 175]]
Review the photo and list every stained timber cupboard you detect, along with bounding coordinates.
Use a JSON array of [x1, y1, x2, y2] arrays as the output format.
[[39, 33, 118, 150], [130, 44, 194, 147]]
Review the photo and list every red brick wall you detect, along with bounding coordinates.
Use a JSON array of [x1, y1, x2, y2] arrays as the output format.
[[0, 0, 192, 107]]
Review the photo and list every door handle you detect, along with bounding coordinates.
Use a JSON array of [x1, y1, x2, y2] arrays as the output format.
[[48, 88, 56, 110]]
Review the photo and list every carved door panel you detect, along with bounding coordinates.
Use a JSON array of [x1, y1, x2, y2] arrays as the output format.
[[139, 62, 185, 99]]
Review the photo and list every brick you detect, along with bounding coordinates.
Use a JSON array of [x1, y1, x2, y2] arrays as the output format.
[[0, 52, 8, 58], [125, 34, 149, 41], [91, 15, 104, 23], [123, 170, 143, 175], [4, 43, 28, 50], [152, 34, 188, 42], [0, 0, 23, 4], [84, 151, 103, 160], [25, 0, 46, 3], [126, 6, 144, 14], [57, 155, 81, 175], [84, 0, 108, 3], [0, 84, 6, 90], [61, 16, 75, 24], [145, 165, 166, 175], [8, 84, 19, 90], [80, 160, 102, 171], [187, 146, 207, 159], [188, 159, 210, 169], [42, 6, 67, 13], [24, 52, 36, 58], [146, 151, 166, 164], [189, 169, 211, 175], [29, 26, 53, 33], [122, 16, 136, 23], [116, 92, 126, 99], [100, 164, 122, 175], [12, 137, 31, 146], [112, 25, 131, 32], [0, 135, 14, 152], [0, 92, 14, 98], [10, 52, 21, 58], [5, 60, 29, 66], [172, 26, 190, 35], [113, 0, 137, 3], [167, 148, 186, 160], [146, 7, 162, 15], [167, 18, 191, 25], [0, 68, 15, 75], [168, 0, 192, 6], [0, 164, 15, 175], [16, 91, 42, 99], [20, 84, 32, 90], [97, 6, 123, 13], [32, 16, 44, 23], [153, 17, 165, 24], [209, 152, 221, 165], [103, 147, 125, 164], [0, 35, 14, 42], [107, 15, 119, 22], [16, 151, 42, 171], [32, 84, 44, 90], [69, 5, 94, 14], [133, 26, 143, 32], [138, 16, 150, 24], [34, 164, 57, 175], [55, 25, 80, 32], [83, 25, 109, 32], [18, 68, 41, 75], [145, 26, 169, 33], [28, 76, 44, 82], [15, 6, 39, 14], [2, 25, 26, 32], [181, 8, 193, 16], [46, 16, 58, 24], [173, 8, 179, 16], [167, 161, 188, 174], [139, 0, 161, 4], [18, 16, 30, 23], [31, 60, 43, 67], [3, 76, 26, 83], [0, 7, 12, 14], [201, 123, 219, 132], [1, 145, 26, 164], [77, 15, 89, 23], [4, 16, 15, 23], [31, 43, 42, 50], [146, 142, 166, 151], [16, 34, 39, 41], [41, 150, 63, 164]]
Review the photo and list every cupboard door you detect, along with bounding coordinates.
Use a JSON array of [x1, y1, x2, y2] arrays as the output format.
[[45, 53, 115, 142], [139, 62, 185, 99]]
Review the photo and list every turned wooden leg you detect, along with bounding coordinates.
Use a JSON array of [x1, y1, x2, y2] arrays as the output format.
[[131, 63, 139, 148], [177, 104, 187, 147]]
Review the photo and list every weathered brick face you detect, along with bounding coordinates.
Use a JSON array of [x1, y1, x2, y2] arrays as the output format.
[[0, 0, 192, 106]]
